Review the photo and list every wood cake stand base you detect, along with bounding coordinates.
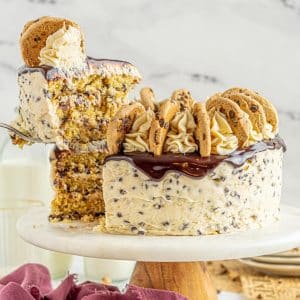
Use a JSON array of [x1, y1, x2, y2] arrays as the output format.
[[130, 261, 217, 300]]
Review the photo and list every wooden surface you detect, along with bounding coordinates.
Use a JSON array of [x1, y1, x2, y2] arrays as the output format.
[[130, 261, 217, 300]]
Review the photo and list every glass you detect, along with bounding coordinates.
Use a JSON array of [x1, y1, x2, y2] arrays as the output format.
[[83, 258, 136, 282], [0, 138, 72, 278]]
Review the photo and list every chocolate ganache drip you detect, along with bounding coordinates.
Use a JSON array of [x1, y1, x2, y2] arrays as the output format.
[[105, 136, 286, 180], [18, 57, 136, 81]]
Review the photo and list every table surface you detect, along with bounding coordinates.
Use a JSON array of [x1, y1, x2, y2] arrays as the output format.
[[17, 205, 300, 262]]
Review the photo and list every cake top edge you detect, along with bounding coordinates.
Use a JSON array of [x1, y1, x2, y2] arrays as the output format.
[[106, 87, 282, 157], [18, 16, 141, 79], [17, 56, 142, 80], [105, 136, 285, 179]]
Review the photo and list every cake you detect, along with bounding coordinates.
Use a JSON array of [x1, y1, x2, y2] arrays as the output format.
[[12, 16, 141, 151], [49, 149, 105, 222], [9, 17, 286, 235], [10, 16, 141, 223], [102, 88, 286, 235]]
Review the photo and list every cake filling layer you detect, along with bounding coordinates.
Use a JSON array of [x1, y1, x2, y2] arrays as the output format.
[[49, 149, 106, 222]]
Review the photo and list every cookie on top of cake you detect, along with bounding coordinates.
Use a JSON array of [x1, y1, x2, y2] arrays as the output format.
[[102, 87, 285, 236]]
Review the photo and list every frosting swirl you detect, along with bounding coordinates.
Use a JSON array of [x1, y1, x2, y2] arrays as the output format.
[[211, 111, 238, 155], [165, 110, 198, 154], [123, 109, 154, 152], [39, 26, 85, 69], [262, 122, 275, 139]]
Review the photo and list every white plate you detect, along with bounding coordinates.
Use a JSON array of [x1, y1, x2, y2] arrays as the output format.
[[240, 258, 300, 277], [17, 205, 300, 262], [252, 255, 300, 265], [267, 248, 300, 257]]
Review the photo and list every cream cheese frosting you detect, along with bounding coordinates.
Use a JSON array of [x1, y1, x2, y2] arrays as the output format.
[[123, 109, 154, 152], [210, 111, 238, 155], [13, 71, 62, 145], [39, 26, 85, 70], [263, 122, 276, 139], [165, 109, 198, 154]]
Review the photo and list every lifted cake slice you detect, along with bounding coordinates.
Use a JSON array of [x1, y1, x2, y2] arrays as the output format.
[[12, 16, 141, 151]]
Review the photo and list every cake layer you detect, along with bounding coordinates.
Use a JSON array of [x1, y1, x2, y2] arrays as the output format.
[[12, 58, 141, 150], [103, 146, 283, 235], [49, 149, 106, 222]]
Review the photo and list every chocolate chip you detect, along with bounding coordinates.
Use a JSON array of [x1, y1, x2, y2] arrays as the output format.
[[181, 223, 189, 230], [131, 226, 138, 232], [119, 189, 127, 195], [229, 110, 235, 119], [159, 119, 165, 128], [226, 201, 232, 207], [153, 203, 162, 209], [250, 105, 258, 112], [162, 221, 170, 226], [117, 212, 122, 218], [34, 36, 41, 43]]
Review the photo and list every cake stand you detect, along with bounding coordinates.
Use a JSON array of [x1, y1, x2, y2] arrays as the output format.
[[17, 205, 300, 300]]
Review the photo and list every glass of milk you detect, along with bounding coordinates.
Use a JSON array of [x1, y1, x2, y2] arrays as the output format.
[[83, 258, 136, 282], [0, 138, 72, 278]]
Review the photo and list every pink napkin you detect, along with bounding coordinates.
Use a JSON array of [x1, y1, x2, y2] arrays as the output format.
[[0, 263, 187, 300]]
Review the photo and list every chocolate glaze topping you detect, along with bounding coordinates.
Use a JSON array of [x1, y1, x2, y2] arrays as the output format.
[[18, 57, 137, 81], [105, 136, 286, 180]]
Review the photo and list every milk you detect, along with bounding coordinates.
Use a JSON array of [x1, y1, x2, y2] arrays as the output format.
[[83, 258, 136, 282], [0, 159, 53, 207], [0, 142, 72, 279]]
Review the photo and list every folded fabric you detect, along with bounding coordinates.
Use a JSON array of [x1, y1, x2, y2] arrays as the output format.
[[0, 263, 187, 300]]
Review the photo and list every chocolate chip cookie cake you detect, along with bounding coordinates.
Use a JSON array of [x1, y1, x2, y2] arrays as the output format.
[[103, 87, 285, 235], [9, 16, 286, 235], [10, 16, 140, 223], [12, 16, 141, 151]]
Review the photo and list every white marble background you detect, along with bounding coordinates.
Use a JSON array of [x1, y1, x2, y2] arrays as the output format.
[[0, 0, 299, 206]]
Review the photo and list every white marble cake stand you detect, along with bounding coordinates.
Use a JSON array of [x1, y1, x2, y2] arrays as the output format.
[[17, 205, 300, 300]]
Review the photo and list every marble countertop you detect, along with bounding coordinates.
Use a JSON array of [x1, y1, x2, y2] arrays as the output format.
[[0, 0, 299, 206]]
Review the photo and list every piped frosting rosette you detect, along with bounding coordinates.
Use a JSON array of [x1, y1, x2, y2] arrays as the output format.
[[107, 87, 279, 157]]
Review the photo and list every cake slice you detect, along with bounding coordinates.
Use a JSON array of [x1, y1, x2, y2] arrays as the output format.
[[49, 148, 105, 222], [12, 16, 141, 151], [102, 88, 285, 235]]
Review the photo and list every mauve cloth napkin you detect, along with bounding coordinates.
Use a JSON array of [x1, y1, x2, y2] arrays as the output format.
[[0, 263, 187, 300]]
